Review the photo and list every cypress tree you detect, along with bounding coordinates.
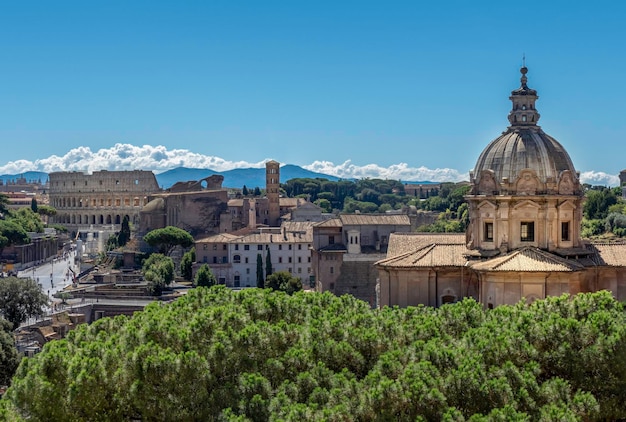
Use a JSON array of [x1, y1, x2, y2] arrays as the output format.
[[256, 253, 264, 288], [265, 248, 273, 278]]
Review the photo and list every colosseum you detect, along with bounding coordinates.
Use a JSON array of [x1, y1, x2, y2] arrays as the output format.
[[48, 170, 161, 239]]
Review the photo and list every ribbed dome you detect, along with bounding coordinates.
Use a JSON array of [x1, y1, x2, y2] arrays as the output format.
[[472, 66, 578, 193], [474, 128, 576, 184]]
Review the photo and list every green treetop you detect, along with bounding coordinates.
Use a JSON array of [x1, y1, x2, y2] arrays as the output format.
[[4, 289, 626, 420], [143, 226, 194, 255]]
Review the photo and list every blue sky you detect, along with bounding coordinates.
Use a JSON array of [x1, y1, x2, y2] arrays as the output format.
[[0, 1, 624, 184]]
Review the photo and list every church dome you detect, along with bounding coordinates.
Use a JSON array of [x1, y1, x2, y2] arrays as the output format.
[[472, 67, 579, 195]]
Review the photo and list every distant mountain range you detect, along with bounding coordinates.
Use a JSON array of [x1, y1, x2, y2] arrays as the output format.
[[0, 165, 440, 190], [0, 166, 344, 190], [154, 165, 346, 189]]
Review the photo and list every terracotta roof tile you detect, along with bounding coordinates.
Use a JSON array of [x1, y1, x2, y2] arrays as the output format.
[[470, 247, 585, 272], [587, 243, 626, 266], [196, 233, 242, 243], [386, 233, 465, 257], [339, 214, 410, 226], [377, 243, 467, 268], [281, 221, 315, 234], [314, 218, 343, 228]]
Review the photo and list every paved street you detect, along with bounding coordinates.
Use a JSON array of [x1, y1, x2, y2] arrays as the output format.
[[17, 247, 80, 299]]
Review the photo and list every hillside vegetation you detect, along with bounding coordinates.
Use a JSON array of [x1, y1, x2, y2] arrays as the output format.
[[3, 287, 626, 421]]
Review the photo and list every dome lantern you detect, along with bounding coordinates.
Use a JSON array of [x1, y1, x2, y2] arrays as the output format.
[[507, 66, 541, 127]]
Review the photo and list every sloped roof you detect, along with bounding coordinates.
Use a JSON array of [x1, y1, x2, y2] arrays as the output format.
[[339, 214, 410, 226], [376, 243, 468, 268], [195, 233, 242, 243], [386, 232, 465, 257], [232, 230, 312, 244], [279, 198, 303, 207], [281, 221, 315, 233], [313, 218, 342, 228], [587, 243, 626, 266], [470, 247, 585, 272]]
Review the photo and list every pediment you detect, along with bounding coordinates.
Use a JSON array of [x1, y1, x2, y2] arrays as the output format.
[[477, 200, 497, 210], [557, 199, 577, 211], [513, 199, 541, 210]]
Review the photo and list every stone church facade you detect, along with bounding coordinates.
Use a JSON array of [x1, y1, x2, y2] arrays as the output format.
[[377, 67, 626, 308]]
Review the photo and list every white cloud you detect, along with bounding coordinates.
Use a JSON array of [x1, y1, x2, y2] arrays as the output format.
[[0, 144, 267, 175], [578, 171, 620, 187], [303, 160, 468, 182], [0, 143, 620, 186]]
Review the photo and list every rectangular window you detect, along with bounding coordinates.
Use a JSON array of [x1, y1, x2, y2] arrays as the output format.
[[288, 244, 292, 250], [235, 244, 239, 250], [484, 222, 494, 241], [298, 257, 302, 263], [288, 257, 292, 263], [244, 245, 250, 251], [561, 222, 570, 241], [279, 257, 282, 263], [279, 245, 282, 250], [246, 268, 250, 274], [330, 266, 334, 274], [298, 244, 302, 250], [258, 245, 263, 251], [245, 257, 249, 264], [223, 244, 227, 250], [520, 222, 535, 242], [329, 236, 335, 244], [298, 268, 302, 274]]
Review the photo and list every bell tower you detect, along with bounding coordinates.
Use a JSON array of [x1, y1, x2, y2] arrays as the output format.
[[266, 160, 280, 226]]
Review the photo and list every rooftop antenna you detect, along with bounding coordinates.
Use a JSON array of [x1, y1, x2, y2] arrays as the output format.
[[522, 53, 526, 68]]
